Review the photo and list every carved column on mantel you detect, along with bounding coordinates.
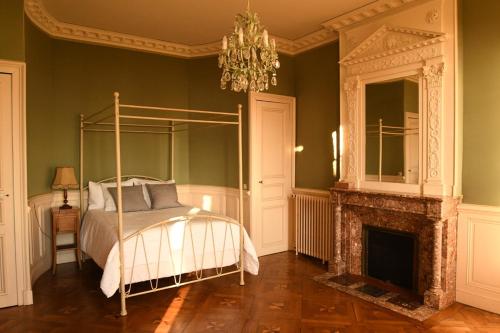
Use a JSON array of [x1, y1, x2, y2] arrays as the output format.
[[330, 192, 345, 275], [424, 218, 444, 308], [341, 77, 359, 187], [422, 62, 445, 195]]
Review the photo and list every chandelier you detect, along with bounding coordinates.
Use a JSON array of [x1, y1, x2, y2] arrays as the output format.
[[218, 2, 280, 93]]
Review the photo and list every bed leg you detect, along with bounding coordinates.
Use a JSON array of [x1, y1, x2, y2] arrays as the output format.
[[120, 296, 127, 316], [120, 281, 127, 316], [240, 269, 245, 286]]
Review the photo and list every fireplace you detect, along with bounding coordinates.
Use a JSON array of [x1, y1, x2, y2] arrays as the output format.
[[363, 226, 418, 291], [329, 187, 460, 310]]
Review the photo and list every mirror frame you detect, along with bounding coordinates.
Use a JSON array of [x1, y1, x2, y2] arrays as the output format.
[[360, 71, 423, 192]]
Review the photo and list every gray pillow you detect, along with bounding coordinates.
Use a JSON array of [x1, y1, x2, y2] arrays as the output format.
[[145, 183, 182, 210], [108, 185, 150, 212]]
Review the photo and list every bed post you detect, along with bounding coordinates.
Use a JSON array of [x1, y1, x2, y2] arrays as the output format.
[[114, 92, 127, 316], [80, 114, 84, 216], [237, 104, 245, 286], [170, 120, 175, 180], [378, 118, 383, 182]]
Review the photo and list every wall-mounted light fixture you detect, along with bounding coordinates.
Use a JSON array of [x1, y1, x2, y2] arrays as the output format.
[[332, 131, 338, 177], [294, 145, 304, 153]]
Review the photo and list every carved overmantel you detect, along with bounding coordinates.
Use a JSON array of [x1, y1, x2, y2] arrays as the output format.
[[339, 25, 450, 196]]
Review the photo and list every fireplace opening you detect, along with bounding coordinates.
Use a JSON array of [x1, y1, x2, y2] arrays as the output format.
[[362, 226, 418, 291]]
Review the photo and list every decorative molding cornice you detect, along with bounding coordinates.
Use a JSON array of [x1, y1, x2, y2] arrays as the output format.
[[286, 29, 339, 54], [346, 43, 442, 76], [25, 0, 338, 58], [340, 25, 446, 66], [322, 0, 421, 31], [25, 0, 193, 57]]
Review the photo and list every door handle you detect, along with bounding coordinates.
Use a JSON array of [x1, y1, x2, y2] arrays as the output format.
[[258, 180, 263, 184], [0, 193, 9, 198]]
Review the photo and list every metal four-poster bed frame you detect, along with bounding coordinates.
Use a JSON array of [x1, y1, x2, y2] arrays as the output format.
[[79, 92, 245, 316]]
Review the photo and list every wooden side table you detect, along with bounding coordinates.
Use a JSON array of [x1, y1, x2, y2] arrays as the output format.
[[51, 207, 82, 274]]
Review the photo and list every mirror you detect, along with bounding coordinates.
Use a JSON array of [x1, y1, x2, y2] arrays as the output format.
[[365, 76, 419, 184]]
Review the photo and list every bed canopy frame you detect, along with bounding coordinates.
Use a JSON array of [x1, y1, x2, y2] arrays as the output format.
[[79, 92, 245, 316], [366, 118, 419, 182]]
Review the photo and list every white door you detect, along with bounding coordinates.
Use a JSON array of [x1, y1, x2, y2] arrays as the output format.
[[0, 73, 18, 308], [404, 112, 419, 184], [250, 94, 294, 256]]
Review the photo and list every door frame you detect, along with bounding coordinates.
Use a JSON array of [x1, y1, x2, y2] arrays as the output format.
[[248, 92, 296, 254], [0, 60, 32, 305], [404, 111, 419, 184]]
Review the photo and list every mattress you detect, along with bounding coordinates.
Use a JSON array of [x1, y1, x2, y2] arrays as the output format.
[[80, 206, 259, 297]]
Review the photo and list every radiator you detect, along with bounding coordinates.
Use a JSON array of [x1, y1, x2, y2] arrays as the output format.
[[293, 189, 335, 263]]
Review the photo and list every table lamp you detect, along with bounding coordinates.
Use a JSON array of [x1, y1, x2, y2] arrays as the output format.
[[52, 167, 79, 209]]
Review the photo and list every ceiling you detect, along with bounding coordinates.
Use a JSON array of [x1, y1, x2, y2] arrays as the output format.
[[41, 0, 376, 45]]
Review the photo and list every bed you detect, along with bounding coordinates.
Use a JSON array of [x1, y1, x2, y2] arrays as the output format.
[[81, 205, 259, 297], [80, 92, 248, 315]]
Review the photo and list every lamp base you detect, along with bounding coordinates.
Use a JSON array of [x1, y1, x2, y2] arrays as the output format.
[[60, 189, 72, 209]]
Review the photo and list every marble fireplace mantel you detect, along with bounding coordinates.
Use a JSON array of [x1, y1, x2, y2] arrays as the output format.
[[329, 187, 460, 309]]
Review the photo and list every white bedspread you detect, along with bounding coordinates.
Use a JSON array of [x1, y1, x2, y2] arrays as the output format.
[[81, 206, 259, 297]]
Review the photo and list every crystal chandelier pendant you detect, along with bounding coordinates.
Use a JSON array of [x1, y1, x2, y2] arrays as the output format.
[[218, 2, 279, 93]]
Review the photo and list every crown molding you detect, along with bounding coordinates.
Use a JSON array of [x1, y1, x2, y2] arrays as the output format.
[[322, 0, 421, 31], [288, 29, 340, 54], [25, 0, 338, 58], [25, 0, 192, 57]]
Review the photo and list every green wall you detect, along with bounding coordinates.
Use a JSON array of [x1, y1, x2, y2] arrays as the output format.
[[187, 56, 246, 188], [0, 0, 25, 61], [26, 21, 190, 196], [462, 0, 500, 205], [294, 43, 339, 189], [25, 21, 53, 195], [25, 16, 340, 195], [187, 55, 295, 188]]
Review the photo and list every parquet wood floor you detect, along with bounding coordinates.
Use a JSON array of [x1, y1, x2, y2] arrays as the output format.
[[1, 252, 499, 332]]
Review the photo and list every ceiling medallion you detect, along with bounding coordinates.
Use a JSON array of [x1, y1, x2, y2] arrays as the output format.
[[218, 1, 280, 93]]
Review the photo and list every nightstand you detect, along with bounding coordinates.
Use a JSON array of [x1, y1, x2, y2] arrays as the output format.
[[51, 207, 82, 274]]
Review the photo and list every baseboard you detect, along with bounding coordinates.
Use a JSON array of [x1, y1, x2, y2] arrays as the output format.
[[23, 289, 33, 305], [57, 251, 76, 264], [457, 289, 500, 314], [30, 258, 50, 287]]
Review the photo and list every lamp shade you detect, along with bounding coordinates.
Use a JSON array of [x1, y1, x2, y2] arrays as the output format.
[[52, 167, 79, 189]]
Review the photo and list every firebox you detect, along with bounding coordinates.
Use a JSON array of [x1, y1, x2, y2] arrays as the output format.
[[362, 226, 418, 291]]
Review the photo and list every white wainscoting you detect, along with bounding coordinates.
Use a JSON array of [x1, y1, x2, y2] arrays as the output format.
[[28, 184, 250, 285], [457, 204, 500, 314]]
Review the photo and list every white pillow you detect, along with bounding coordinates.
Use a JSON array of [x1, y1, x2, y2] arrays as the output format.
[[101, 179, 134, 212], [133, 179, 175, 208], [88, 181, 105, 210]]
